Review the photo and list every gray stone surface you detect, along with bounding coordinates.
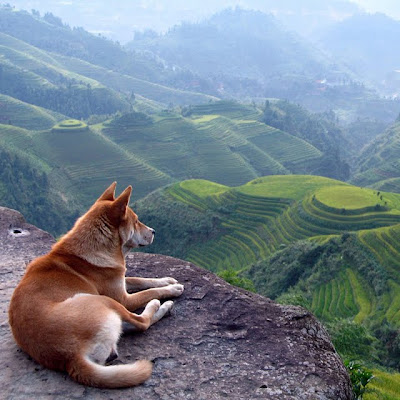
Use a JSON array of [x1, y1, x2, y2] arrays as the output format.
[[0, 207, 352, 399]]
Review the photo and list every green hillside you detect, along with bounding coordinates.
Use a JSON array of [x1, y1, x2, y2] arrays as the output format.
[[135, 175, 400, 372], [0, 118, 172, 226], [0, 94, 64, 130], [137, 175, 400, 271], [0, 99, 348, 234], [51, 53, 218, 106], [0, 32, 131, 118], [0, 7, 219, 107], [30, 125, 172, 207], [101, 101, 328, 187], [353, 122, 400, 192]]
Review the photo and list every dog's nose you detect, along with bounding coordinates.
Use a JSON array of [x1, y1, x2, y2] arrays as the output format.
[[150, 228, 155, 236]]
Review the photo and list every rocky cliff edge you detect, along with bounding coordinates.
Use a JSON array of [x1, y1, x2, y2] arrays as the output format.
[[0, 206, 352, 399]]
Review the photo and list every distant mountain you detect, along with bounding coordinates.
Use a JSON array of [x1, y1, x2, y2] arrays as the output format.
[[317, 13, 400, 96], [127, 7, 400, 122], [128, 8, 334, 91], [6, 0, 361, 43], [0, 6, 166, 83], [0, 7, 216, 113]]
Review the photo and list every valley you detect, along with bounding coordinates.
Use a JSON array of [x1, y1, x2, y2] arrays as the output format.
[[1, 4, 400, 398]]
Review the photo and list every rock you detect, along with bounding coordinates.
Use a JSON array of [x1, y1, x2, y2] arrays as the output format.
[[0, 207, 352, 399]]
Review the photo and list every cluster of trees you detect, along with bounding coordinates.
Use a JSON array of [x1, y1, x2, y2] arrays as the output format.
[[0, 6, 168, 83], [134, 190, 222, 260], [262, 100, 351, 180], [0, 71, 128, 118], [0, 148, 78, 234]]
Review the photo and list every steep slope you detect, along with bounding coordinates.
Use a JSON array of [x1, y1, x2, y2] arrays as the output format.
[[4, 122, 172, 208], [135, 175, 400, 375], [352, 121, 400, 192], [136, 176, 400, 272], [0, 6, 215, 107], [0, 93, 64, 130], [0, 32, 130, 118], [0, 206, 352, 399], [100, 101, 330, 187]]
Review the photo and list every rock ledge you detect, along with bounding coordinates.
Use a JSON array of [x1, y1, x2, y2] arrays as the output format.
[[0, 207, 352, 399]]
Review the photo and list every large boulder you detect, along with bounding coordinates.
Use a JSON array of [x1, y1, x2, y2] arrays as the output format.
[[0, 207, 352, 399]]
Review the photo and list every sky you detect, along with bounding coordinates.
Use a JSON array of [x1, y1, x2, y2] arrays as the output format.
[[353, 0, 400, 18]]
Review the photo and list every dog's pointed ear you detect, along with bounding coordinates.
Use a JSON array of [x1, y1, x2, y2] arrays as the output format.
[[112, 186, 132, 217], [97, 182, 117, 202]]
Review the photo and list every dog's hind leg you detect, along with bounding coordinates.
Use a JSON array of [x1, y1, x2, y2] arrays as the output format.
[[122, 300, 174, 334]]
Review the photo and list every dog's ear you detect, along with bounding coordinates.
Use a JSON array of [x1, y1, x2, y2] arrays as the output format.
[[97, 181, 117, 202], [111, 186, 132, 218]]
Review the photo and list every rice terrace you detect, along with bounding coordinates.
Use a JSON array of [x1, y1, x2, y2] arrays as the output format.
[[2, 3, 400, 398]]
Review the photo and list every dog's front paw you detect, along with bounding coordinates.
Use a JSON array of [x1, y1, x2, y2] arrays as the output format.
[[166, 283, 184, 297], [158, 277, 178, 286]]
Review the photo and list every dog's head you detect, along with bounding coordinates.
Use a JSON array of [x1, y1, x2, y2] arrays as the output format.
[[96, 182, 155, 254]]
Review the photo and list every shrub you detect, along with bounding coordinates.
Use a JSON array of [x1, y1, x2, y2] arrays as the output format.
[[218, 269, 255, 292], [344, 360, 374, 400]]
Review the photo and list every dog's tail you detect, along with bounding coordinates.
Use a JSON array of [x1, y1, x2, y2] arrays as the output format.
[[67, 356, 152, 388]]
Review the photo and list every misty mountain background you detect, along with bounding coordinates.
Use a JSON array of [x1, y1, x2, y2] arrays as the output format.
[[6, 0, 398, 42]]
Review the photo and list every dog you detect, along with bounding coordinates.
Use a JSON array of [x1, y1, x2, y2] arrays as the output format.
[[8, 182, 184, 388]]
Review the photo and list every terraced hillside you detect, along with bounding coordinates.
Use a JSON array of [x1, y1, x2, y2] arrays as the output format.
[[101, 101, 326, 187], [0, 99, 345, 233], [0, 93, 64, 130], [142, 175, 400, 271], [353, 122, 400, 193], [29, 126, 172, 206], [136, 175, 400, 379], [0, 33, 130, 118], [50, 53, 217, 106], [0, 30, 215, 111]]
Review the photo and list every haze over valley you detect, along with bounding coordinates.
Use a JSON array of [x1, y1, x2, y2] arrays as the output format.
[[2, 1, 400, 397]]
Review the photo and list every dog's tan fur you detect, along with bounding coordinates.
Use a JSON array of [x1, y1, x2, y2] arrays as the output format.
[[8, 182, 184, 388]]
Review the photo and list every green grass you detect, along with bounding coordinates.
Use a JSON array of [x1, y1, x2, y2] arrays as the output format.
[[316, 186, 387, 210], [346, 269, 375, 324], [365, 369, 400, 400], [312, 270, 360, 320], [237, 175, 347, 199], [311, 268, 374, 323], [52, 119, 88, 132], [160, 176, 400, 276], [0, 94, 63, 130], [180, 180, 229, 198], [51, 52, 218, 106]]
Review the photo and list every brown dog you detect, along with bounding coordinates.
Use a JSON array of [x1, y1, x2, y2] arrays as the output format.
[[9, 182, 184, 388]]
